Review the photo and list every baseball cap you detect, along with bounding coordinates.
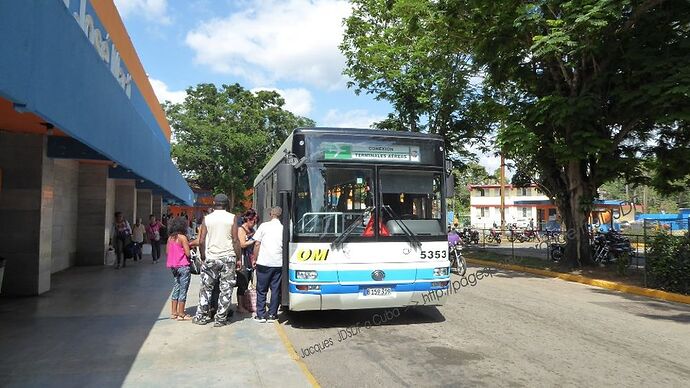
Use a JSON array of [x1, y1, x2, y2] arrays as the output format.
[[214, 194, 229, 205]]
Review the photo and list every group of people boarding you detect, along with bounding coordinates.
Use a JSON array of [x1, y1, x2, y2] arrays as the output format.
[[166, 194, 284, 327]]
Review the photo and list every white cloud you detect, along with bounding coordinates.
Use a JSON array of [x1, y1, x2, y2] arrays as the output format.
[[149, 78, 186, 104], [321, 109, 385, 129], [252, 87, 313, 116], [185, 0, 351, 89], [114, 0, 171, 24]]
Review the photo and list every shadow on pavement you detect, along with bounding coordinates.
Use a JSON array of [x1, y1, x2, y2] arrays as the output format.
[[586, 287, 690, 323], [281, 305, 445, 329], [0, 258, 171, 387]]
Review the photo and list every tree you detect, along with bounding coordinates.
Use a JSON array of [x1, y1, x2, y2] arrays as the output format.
[[462, 0, 690, 266], [600, 179, 685, 213], [341, 0, 690, 267], [165, 83, 315, 210], [340, 0, 489, 157]]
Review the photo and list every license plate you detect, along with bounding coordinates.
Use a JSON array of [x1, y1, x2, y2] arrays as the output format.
[[363, 287, 392, 296]]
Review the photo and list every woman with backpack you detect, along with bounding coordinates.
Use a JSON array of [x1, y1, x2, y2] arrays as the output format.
[[167, 217, 192, 320], [111, 211, 132, 269]]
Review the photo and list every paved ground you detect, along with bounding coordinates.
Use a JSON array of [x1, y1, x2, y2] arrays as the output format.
[[2, 257, 688, 387], [280, 265, 690, 387], [0, 256, 311, 388]]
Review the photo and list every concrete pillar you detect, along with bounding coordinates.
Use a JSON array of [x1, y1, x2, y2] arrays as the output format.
[[135, 189, 152, 223], [152, 194, 163, 220], [0, 133, 54, 295], [51, 159, 79, 273], [76, 163, 114, 266], [114, 180, 136, 224]]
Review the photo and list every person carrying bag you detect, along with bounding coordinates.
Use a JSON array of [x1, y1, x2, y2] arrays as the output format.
[[236, 209, 258, 314], [110, 211, 132, 269]]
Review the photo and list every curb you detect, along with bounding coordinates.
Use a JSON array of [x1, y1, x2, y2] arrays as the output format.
[[466, 258, 690, 305], [274, 321, 321, 388]]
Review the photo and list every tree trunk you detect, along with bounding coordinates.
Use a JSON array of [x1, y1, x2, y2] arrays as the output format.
[[557, 161, 594, 268], [229, 189, 236, 211]]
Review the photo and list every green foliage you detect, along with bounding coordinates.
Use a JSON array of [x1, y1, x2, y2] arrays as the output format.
[[600, 179, 685, 213], [165, 83, 314, 209], [647, 232, 690, 294], [342, 0, 690, 266], [461, 0, 690, 266], [340, 0, 489, 157]]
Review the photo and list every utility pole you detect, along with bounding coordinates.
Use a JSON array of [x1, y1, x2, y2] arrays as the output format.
[[500, 153, 506, 230]]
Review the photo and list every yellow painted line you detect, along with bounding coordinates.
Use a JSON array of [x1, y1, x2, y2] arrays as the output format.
[[274, 321, 321, 388], [467, 258, 690, 305]]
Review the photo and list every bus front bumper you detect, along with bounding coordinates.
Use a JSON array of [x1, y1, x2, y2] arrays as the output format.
[[288, 285, 449, 311]]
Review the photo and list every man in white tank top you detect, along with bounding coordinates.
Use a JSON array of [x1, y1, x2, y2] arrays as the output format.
[[193, 194, 241, 327]]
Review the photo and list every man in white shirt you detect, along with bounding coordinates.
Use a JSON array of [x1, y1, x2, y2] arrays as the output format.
[[253, 206, 284, 323], [192, 194, 241, 327]]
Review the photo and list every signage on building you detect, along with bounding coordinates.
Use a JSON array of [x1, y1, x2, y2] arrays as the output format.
[[323, 143, 420, 163], [62, 0, 132, 98]]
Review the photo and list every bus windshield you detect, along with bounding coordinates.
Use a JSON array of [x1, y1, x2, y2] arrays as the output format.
[[295, 166, 374, 238], [294, 166, 444, 239], [379, 170, 444, 237]]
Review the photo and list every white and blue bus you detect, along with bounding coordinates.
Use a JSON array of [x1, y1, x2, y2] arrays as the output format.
[[253, 128, 452, 311]]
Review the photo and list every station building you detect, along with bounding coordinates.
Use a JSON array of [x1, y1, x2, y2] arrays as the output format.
[[469, 184, 557, 229], [0, 0, 193, 295]]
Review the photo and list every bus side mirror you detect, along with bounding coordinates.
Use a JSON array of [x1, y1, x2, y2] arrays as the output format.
[[445, 173, 455, 197], [277, 163, 294, 193]]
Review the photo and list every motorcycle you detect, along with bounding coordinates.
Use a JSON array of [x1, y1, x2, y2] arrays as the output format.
[[448, 231, 467, 276], [522, 228, 540, 242], [458, 227, 480, 245], [485, 228, 502, 244], [592, 232, 633, 264], [549, 243, 564, 262]]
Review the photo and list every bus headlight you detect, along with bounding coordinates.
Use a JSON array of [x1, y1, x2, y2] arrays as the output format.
[[295, 270, 318, 280], [433, 267, 449, 276]]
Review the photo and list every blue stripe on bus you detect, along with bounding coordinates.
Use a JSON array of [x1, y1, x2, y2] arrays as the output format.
[[289, 281, 450, 295], [289, 267, 450, 283]]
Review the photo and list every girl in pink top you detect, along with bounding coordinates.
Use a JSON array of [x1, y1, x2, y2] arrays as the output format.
[[167, 217, 192, 320]]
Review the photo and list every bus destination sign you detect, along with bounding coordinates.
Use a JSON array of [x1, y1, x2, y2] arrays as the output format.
[[323, 143, 420, 163]]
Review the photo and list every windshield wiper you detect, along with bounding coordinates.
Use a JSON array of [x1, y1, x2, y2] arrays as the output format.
[[331, 206, 374, 250], [381, 205, 422, 250]]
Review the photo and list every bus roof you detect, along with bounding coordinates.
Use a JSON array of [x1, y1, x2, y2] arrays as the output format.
[[293, 127, 444, 141], [253, 127, 445, 186]]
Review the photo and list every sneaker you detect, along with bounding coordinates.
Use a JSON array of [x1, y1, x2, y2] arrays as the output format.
[[266, 315, 277, 323], [192, 316, 211, 325], [253, 316, 266, 323], [213, 321, 227, 327]]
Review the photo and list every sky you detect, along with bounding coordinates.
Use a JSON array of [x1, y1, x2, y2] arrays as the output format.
[[114, 0, 502, 173]]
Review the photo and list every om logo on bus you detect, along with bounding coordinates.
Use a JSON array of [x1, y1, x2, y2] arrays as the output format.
[[296, 248, 330, 261]]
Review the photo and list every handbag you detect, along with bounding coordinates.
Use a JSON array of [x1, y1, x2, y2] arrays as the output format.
[[104, 248, 116, 266], [189, 247, 203, 275], [123, 242, 134, 259], [242, 270, 257, 313]]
